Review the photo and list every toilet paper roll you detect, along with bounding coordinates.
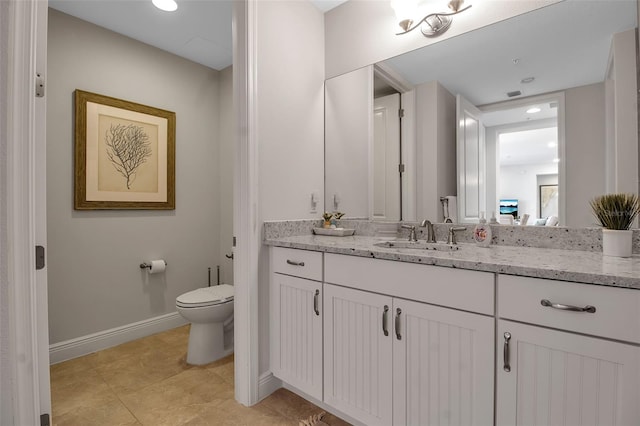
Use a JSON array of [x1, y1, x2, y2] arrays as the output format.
[[148, 260, 166, 274]]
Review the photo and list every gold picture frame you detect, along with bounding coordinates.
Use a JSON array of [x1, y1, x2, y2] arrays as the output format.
[[74, 90, 175, 209]]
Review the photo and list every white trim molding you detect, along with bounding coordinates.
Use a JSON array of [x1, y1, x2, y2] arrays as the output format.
[[233, 0, 260, 406], [258, 372, 282, 402], [4, 0, 43, 424], [49, 312, 188, 364]]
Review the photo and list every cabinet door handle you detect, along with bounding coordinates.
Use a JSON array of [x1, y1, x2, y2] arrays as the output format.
[[395, 308, 402, 340], [313, 290, 320, 316], [382, 305, 389, 336], [286, 259, 305, 267], [503, 332, 511, 372], [541, 299, 596, 313]]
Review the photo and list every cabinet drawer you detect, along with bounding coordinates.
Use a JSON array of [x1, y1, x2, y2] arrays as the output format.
[[499, 274, 640, 344], [325, 253, 494, 315], [271, 247, 322, 281]]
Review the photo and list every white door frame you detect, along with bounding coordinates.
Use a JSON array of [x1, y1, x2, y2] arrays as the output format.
[[3, 0, 51, 424], [232, 0, 260, 406]]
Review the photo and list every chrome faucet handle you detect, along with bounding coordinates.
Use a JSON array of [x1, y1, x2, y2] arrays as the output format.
[[419, 220, 436, 243], [447, 226, 467, 245], [401, 224, 418, 242]]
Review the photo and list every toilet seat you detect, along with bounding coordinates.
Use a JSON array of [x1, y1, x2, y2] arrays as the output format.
[[176, 284, 234, 309]]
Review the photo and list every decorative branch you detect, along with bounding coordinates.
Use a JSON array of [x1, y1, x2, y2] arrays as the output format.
[[104, 123, 152, 189]]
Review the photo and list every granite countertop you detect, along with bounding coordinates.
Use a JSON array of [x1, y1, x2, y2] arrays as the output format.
[[265, 234, 640, 290]]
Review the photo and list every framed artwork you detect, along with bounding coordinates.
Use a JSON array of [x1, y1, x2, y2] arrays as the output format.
[[74, 90, 175, 209], [539, 184, 558, 218]]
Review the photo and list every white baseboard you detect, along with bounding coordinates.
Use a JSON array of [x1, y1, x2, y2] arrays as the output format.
[[49, 312, 188, 364], [258, 371, 282, 402]]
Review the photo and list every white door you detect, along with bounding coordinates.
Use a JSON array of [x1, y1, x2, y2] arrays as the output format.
[[456, 94, 486, 223], [4, 0, 51, 424], [373, 93, 401, 221], [270, 273, 322, 400], [323, 284, 393, 426], [497, 320, 640, 426], [393, 299, 495, 426]]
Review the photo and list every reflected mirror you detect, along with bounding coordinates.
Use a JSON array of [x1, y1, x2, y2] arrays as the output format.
[[325, 0, 638, 227]]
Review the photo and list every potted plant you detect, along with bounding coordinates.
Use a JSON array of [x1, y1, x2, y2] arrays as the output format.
[[590, 193, 640, 257]]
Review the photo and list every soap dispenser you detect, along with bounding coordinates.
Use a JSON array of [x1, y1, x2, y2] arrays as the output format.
[[473, 212, 492, 247]]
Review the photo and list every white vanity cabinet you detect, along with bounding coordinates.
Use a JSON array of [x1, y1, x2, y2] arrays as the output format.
[[324, 253, 495, 426], [497, 275, 640, 426], [270, 247, 323, 400]]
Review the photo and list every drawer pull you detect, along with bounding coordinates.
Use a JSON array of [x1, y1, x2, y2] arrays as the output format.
[[503, 332, 511, 372], [541, 299, 596, 313], [382, 305, 390, 336], [286, 259, 305, 267], [313, 290, 320, 316], [395, 308, 402, 340]]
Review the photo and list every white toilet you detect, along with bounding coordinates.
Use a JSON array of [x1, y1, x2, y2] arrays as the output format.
[[176, 284, 234, 365]]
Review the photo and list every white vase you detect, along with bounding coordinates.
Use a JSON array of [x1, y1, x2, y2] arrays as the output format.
[[602, 229, 633, 257]]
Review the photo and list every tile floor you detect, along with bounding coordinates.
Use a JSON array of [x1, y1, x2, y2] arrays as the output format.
[[50, 325, 350, 426]]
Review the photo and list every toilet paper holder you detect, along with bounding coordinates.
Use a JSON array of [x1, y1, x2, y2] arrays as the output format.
[[140, 260, 167, 269]]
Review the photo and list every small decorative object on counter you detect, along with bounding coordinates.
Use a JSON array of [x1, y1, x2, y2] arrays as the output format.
[[473, 212, 492, 247], [590, 193, 640, 257], [331, 211, 345, 228], [322, 212, 333, 229]]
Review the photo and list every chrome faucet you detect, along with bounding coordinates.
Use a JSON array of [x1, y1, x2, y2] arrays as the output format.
[[420, 220, 436, 243], [401, 224, 418, 242], [447, 226, 467, 245]]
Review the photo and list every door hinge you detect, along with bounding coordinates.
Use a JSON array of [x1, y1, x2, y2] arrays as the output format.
[[40, 413, 50, 426], [35, 72, 45, 98], [35, 246, 45, 270], [398, 108, 405, 118], [232, 236, 236, 247], [398, 164, 405, 174]]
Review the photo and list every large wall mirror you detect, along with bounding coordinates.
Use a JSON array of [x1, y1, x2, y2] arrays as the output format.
[[325, 0, 638, 227]]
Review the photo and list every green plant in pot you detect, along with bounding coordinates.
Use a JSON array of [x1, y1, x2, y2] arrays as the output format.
[[590, 193, 639, 257]]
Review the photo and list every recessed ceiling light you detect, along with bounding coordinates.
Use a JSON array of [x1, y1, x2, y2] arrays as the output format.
[[548, 141, 557, 148], [153, 0, 178, 12], [521, 77, 535, 84], [553, 158, 560, 163], [526, 107, 541, 114]]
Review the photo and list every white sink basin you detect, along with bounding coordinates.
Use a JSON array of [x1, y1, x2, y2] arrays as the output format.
[[373, 240, 460, 251]]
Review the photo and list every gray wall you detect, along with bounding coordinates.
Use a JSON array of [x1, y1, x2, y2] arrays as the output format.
[[47, 9, 229, 344]]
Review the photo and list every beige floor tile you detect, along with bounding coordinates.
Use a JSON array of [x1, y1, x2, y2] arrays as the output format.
[[154, 324, 191, 347], [187, 398, 296, 426], [51, 398, 140, 426], [96, 349, 191, 394], [90, 335, 167, 367], [50, 353, 98, 382], [260, 388, 327, 422], [51, 369, 119, 418], [119, 369, 231, 424], [206, 357, 234, 386], [50, 327, 350, 426]]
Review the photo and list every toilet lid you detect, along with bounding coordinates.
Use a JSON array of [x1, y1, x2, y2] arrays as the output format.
[[176, 284, 234, 308]]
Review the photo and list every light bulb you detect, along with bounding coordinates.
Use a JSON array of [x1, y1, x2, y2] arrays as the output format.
[[152, 0, 178, 12]]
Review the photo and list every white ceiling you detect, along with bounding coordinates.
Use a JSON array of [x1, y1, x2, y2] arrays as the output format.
[[384, 0, 637, 106], [499, 127, 558, 167], [48, 0, 347, 71]]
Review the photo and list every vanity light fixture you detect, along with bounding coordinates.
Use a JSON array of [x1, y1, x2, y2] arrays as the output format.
[[521, 77, 535, 84], [152, 0, 178, 12], [526, 107, 541, 114], [392, 0, 472, 38]]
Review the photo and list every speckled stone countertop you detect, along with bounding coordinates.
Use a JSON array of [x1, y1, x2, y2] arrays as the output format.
[[264, 234, 640, 290]]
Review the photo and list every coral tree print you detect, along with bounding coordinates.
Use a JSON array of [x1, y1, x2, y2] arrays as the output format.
[[98, 115, 158, 192]]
